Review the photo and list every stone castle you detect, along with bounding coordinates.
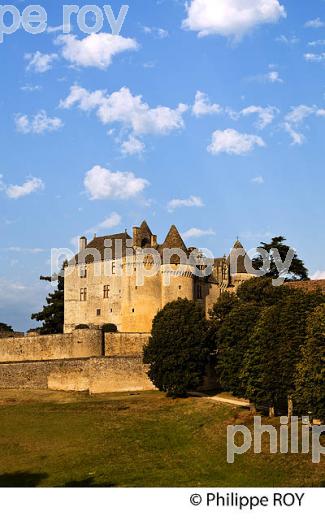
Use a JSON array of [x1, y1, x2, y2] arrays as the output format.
[[64, 221, 252, 333], [0, 219, 324, 394]]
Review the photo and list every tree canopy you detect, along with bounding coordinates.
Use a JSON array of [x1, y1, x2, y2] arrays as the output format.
[[31, 268, 65, 335], [0, 323, 13, 333], [252, 236, 309, 282], [143, 299, 212, 397], [294, 304, 325, 421]]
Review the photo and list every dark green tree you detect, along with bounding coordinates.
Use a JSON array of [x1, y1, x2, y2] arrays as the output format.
[[294, 304, 325, 420], [31, 267, 65, 335], [242, 290, 325, 415], [236, 277, 293, 307], [252, 236, 309, 281], [209, 291, 238, 322], [143, 299, 212, 397], [215, 302, 261, 397], [0, 323, 14, 333]]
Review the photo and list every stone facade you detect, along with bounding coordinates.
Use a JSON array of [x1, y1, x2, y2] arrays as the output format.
[[64, 221, 252, 333]]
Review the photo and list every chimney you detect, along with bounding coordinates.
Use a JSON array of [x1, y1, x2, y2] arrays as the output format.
[[79, 236, 87, 251], [133, 226, 140, 247], [151, 234, 157, 248]]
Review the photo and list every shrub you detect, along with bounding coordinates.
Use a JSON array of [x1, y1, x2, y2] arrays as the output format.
[[143, 299, 212, 397]]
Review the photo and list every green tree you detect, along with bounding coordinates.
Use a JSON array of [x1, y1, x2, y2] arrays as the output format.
[[31, 268, 65, 335], [0, 323, 14, 333], [252, 236, 309, 281], [143, 299, 212, 397], [294, 304, 325, 421], [236, 277, 293, 307], [216, 302, 261, 397], [242, 291, 325, 415], [209, 291, 238, 322]]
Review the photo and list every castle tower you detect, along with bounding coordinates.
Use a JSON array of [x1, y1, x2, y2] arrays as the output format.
[[133, 220, 157, 249], [159, 225, 194, 307], [229, 239, 254, 288]]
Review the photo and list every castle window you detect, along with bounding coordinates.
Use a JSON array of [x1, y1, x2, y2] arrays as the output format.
[[96, 309, 101, 316], [103, 285, 110, 298], [196, 284, 203, 300], [79, 266, 87, 279], [80, 288, 87, 302], [132, 308, 135, 313], [179, 285, 182, 290], [112, 262, 116, 275]]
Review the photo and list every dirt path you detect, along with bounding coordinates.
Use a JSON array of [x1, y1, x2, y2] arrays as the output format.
[[208, 395, 251, 408]]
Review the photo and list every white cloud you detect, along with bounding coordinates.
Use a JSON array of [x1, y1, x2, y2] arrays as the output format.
[[192, 91, 222, 117], [283, 122, 305, 145], [15, 110, 63, 135], [167, 195, 204, 212], [20, 84, 42, 92], [182, 0, 286, 39], [232, 105, 278, 129], [121, 135, 145, 156], [249, 67, 284, 84], [316, 109, 325, 117], [56, 33, 138, 69], [142, 26, 169, 39], [0, 176, 44, 199], [276, 34, 299, 45], [251, 176, 265, 184], [285, 105, 315, 124], [60, 85, 188, 136], [84, 165, 149, 200], [308, 40, 325, 47], [86, 212, 121, 234], [183, 227, 216, 239], [25, 51, 58, 73], [311, 271, 325, 280], [47, 24, 70, 34], [283, 105, 325, 145], [304, 52, 325, 62], [143, 61, 156, 69], [208, 129, 265, 156], [305, 18, 325, 29], [267, 70, 283, 83]]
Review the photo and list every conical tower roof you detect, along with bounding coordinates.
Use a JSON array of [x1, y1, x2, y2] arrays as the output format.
[[228, 238, 248, 274], [233, 239, 245, 249]]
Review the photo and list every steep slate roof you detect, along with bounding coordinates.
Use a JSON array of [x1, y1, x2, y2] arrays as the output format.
[[159, 225, 187, 252], [158, 225, 188, 264], [139, 220, 153, 236], [74, 232, 131, 264]]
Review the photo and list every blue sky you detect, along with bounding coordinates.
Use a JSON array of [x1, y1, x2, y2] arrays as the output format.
[[0, 0, 324, 330]]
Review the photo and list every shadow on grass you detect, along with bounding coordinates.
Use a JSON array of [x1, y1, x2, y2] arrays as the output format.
[[63, 478, 116, 487], [0, 472, 48, 487]]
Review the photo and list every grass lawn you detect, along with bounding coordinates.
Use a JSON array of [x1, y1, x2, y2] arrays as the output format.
[[0, 389, 323, 487]]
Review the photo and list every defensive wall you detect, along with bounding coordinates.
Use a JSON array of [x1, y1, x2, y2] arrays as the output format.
[[0, 330, 153, 393]]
